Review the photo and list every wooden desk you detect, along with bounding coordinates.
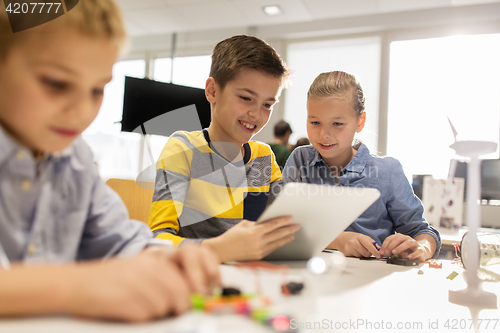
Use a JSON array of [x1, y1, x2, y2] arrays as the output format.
[[1, 256, 499, 332]]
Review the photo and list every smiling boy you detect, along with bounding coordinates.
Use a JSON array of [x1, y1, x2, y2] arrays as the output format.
[[148, 35, 300, 262], [0, 0, 219, 322]]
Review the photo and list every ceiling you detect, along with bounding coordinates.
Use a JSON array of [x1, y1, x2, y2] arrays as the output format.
[[116, 0, 500, 37]]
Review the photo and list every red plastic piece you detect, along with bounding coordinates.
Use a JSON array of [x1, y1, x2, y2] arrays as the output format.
[[428, 261, 442, 269]]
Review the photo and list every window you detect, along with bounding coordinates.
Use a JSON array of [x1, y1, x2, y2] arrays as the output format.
[[154, 55, 211, 89], [82, 55, 212, 182], [86, 59, 146, 135], [153, 57, 172, 84], [151, 54, 212, 164], [285, 37, 381, 152], [387, 34, 500, 180], [82, 59, 146, 181]]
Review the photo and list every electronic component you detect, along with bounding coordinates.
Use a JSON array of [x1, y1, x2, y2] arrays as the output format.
[[281, 282, 304, 296], [387, 257, 420, 266], [221, 287, 241, 296]]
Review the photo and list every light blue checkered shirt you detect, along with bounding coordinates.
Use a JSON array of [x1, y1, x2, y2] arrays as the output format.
[[283, 143, 441, 258], [0, 125, 153, 264]]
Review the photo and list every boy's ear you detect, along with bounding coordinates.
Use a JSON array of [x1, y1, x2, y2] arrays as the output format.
[[356, 112, 366, 133], [205, 77, 216, 103]]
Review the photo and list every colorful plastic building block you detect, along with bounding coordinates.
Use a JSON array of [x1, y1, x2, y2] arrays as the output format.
[[428, 261, 443, 269], [391, 251, 410, 259]]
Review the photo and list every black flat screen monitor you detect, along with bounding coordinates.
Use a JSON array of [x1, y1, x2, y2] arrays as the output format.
[[454, 159, 500, 201], [121, 77, 211, 136]]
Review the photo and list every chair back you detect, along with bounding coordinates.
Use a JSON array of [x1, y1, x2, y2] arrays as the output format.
[[106, 178, 154, 223]]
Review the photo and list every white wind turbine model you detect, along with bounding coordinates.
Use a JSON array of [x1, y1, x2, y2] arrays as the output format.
[[446, 118, 497, 308]]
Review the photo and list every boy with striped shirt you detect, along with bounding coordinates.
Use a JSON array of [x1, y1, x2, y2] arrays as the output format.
[[148, 35, 299, 262]]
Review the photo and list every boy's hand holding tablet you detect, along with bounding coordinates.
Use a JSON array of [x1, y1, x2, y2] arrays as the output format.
[[203, 216, 298, 262]]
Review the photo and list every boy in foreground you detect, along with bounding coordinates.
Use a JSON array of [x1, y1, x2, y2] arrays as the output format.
[[148, 35, 300, 262], [0, 0, 219, 322]]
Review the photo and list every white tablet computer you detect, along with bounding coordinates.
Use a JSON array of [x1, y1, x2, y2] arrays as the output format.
[[257, 182, 380, 260]]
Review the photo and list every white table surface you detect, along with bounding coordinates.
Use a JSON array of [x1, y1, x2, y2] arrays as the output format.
[[1, 254, 499, 333]]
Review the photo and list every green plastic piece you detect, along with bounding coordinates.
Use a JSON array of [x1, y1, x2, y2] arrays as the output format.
[[446, 271, 459, 280], [251, 308, 269, 324], [191, 294, 205, 311]]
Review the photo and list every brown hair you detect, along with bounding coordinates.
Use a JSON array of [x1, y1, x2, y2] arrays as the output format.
[[274, 119, 292, 137], [307, 71, 365, 116], [0, 0, 126, 60], [209, 35, 290, 90]]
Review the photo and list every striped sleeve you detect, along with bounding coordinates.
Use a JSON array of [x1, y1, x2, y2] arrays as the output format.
[[147, 131, 194, 246], [247, 141, 284, 206], [268, 145, 284, 205]]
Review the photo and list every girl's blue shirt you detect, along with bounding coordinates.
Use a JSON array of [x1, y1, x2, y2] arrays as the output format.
[[282, 143, 441, 258]]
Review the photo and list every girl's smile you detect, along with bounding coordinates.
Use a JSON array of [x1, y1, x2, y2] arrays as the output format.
[[318, 142, 337, 150], [307, 97, 365, 172]]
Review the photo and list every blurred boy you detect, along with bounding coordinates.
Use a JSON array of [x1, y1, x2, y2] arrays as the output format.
[[0, 0, 219, 322], [148, 35, 299, 262]]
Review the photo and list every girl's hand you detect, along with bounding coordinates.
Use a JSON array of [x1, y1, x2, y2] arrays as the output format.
[[327, 231, 382, 258], [380, 233, 432, 262]]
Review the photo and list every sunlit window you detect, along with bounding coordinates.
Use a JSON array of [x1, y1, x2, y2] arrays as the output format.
[[153, 57, 172, 84], [387, 34, 500, 180], [143, 55, 212, 178], [82, 59, 146, 181], [154, 55, 211, 89], [86, 60, 146, 135], [285, 37, 381, 153], [82, 55, 211, 181]]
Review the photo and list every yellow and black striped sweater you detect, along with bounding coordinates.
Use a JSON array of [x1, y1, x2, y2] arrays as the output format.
[[148, 129, 283, 245]]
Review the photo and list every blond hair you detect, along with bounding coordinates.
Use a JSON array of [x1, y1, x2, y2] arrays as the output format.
[[307, 71, 365, 116], [210, 35, 290, 90], [0, 0, 126, 60]]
